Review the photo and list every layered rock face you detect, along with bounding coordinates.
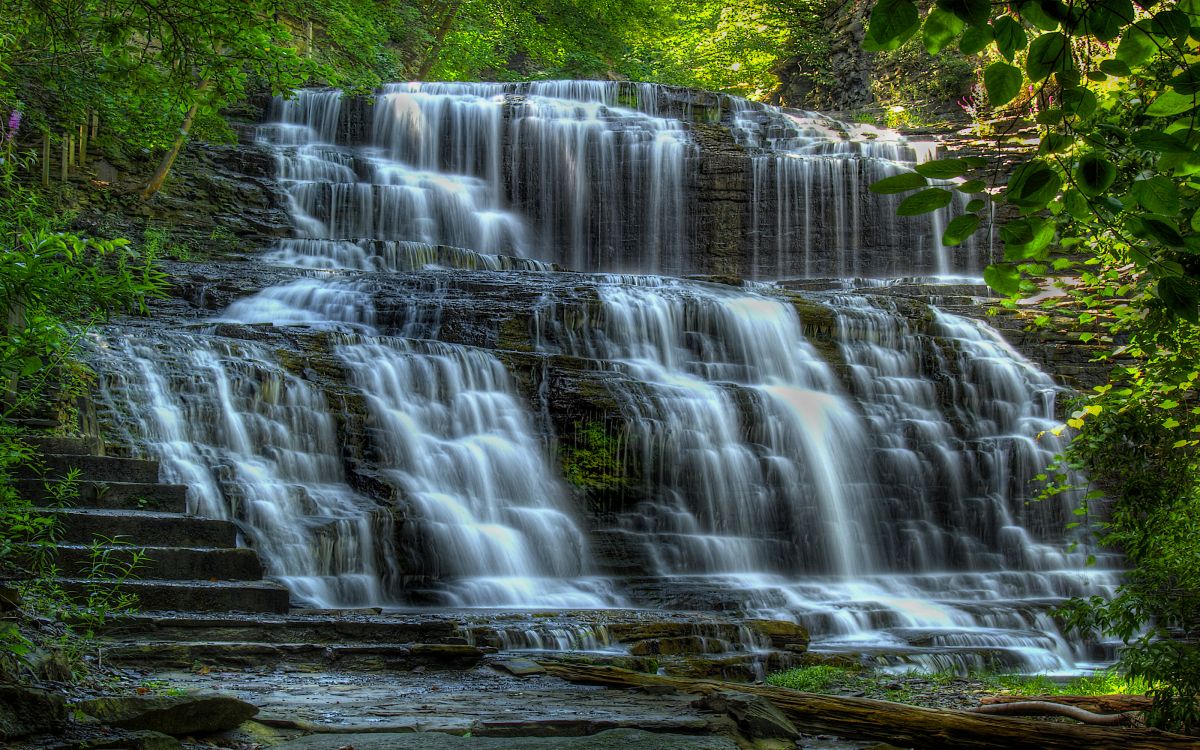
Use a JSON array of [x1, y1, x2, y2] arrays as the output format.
[[88, 82, 1114, 673]]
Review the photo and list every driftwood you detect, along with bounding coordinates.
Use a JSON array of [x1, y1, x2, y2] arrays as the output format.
[[970, 700, 1134, 725], [537, 662, 1200, 750], [980, 693, 1155, 713]]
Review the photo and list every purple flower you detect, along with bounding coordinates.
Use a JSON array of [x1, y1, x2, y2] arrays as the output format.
[[2, 110, 19, 142]]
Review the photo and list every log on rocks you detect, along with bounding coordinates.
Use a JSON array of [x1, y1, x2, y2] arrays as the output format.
[[537, 662, 1200, 750], [979, 694, 1155, 714]]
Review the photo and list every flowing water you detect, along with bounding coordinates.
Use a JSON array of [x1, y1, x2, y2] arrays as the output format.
[[90, 81, 1114, 671]]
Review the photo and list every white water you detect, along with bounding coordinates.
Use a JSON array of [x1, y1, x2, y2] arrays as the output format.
[[86, 81, 1112, 672]]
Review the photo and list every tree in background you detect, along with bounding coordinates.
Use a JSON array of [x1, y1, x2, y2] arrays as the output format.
[[863, 0, 1200, 732]]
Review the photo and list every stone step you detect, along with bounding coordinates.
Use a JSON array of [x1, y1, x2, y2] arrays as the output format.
[[57, 578, 290, 614], [15, 454, 159, 483], [99, 612, 463, 644], [44, 509, 238, 548], [48, 544, 264, 581], [16, 479, 188, 512], [20, 434, 105, 456], [100, 639, 486, 670]]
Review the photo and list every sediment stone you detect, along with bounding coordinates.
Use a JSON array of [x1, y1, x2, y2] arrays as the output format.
[[73, 693, 258, 736], [692, 691, 801, 743], [745, 620, 810, 652], [273, 729, 739, 749], [0, 684, 67, 740], [628, 636, 727, 656]]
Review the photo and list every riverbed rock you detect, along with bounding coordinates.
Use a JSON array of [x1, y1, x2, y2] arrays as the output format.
[[72, 693, 258, 735], [692, 691, 800, 743], [274, 728, 740, 749], [0, 684, 67, 739], [745, 619, 810, 651]]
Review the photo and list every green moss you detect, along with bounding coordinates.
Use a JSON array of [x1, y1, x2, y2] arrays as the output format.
[[559, 420, 630, 491], [766, 665, 857, 692]]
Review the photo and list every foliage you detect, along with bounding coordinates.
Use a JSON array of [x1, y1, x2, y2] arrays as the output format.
[[767, 664, 855, 692], [863, 0, 1200, 732], [560, 421, 630, 492]]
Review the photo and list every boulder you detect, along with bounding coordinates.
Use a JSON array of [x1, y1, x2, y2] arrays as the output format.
[[73, 693, 258, 735], [744, 619, 809, 651], [692, 691, 800, 743], [0, 684, 67, 739]]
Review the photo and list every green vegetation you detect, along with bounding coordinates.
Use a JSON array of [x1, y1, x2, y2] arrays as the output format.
[[863, 0, 1200, 732], [767, 664, 1150, 706], [560, 421, 631, 492]]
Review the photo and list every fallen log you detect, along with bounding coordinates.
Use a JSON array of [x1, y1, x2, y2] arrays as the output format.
[[537, 662, 1200, 750], [979, 693, 1154, 714], [970, 700, 1134, 725]]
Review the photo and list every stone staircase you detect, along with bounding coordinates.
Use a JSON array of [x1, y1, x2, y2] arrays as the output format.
[[15, 434, 290, 615]]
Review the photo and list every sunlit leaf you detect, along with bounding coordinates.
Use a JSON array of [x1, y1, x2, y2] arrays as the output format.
[[942, 214, 981, 246], [897, 188, 953, 215], [984, 61, 1023, 105], [869, 172, 928, 194]]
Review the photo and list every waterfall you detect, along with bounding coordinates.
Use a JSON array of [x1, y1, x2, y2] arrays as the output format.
[[85, 80, 1113, 673]]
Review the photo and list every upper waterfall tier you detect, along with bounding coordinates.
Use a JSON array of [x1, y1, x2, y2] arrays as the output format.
[[257, 82, 988, 279]]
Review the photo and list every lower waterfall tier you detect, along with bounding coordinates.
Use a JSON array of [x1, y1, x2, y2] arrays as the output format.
[[89, 265, 1120, 673]]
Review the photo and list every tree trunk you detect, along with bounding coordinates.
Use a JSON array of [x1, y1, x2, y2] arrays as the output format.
[[537, 662, 1200, 750], [980, 694, 1156, 714], [141, 100, 200, 199], [417, 0, 463, 80]]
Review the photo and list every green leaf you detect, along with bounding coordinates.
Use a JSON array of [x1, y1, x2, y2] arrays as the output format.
[[1132, 176, 1181, 214], [1144, 217, 1186, 245], [1040, 134, 1075, 154], [1016, 0, 1061, 30], [1152, 9, 1191, 40], [1099, 59, 1133, 77], [1026, 32, 1072, 81], [923, 9, 965, 54], [1060, 87, 1098, 119], [984, 263, 1023, 295], [1171, 63, 1200, 95], [1081, 0, 1133, 41], [1146, 90, 1199, 117], [866, 0, 921, 51], [915, 158, 972, 179], [960, 24, 994, 54], [985, 61, 1024, 106], [937, 0, 991, 25], [1075, 153, 1117, 196], [1157, 277, 1200, 322], [897, 188, 953, 216], [1115, 22, 1158, 68], [1131, 129, 1194, 153], [942, 214, 981, 246], [992, 16, 1028, 60], [869, 172, 929, 194], [1002, 216, 1055, 259], [956, 179, 986, 193], [1006, 160, 1062, 208], [966, 198, 985, 212]]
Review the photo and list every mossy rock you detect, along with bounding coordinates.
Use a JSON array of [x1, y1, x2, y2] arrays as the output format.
[[73, 693, 258, 736]]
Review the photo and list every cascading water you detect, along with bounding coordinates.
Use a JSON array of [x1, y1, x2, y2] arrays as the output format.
[[88, 80, 1112, 672]]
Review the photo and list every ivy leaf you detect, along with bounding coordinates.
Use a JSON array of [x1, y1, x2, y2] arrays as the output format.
[[984, 263, 1023, 295], [1075, 153, 1117, 196], [985, 61, 1023, 105], [942, 214, 981, 246], [865, 0, 920, 51], [869, 172, 928, 194], [1026, 32, 1072, 81], [897, 188, 953, 215], [915, 158, 972, 179], [1132, 176, 1181, 214], [924, 9, 965, 54], [1145, 90, 1199, 117], [992, 16, 1028, 60]]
